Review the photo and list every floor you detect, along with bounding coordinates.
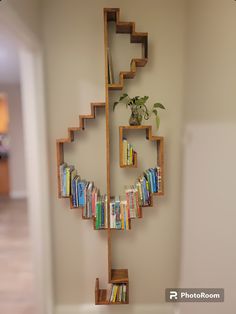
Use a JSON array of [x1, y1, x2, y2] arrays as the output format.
[[0, 198, 36, 314]]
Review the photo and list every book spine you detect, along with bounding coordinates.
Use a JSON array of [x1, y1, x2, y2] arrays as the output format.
[[122, 284, 126, 302], [101, 199, 104, 228], [66, 168, 70, 196], [105, 196, 108, 228], [72, 179, 77, 207], [130, 145, 133, 165], [95, 201, 100, 229], [123, 139, 128, 165]]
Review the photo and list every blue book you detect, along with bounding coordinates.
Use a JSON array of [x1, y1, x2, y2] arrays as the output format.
[[115, 197, 121, 229], [150, 168, 157, 193], [78, 180, 86, 206], [72, 177, 77, 207], [153, 168, 158, 192]]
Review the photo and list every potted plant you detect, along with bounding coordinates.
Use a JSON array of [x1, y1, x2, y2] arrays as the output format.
[[113, 93, 165, 129]]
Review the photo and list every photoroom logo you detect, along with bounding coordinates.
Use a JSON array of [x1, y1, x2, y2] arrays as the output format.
[[169, 291, 178, 300], [166, 288, 224, 303]]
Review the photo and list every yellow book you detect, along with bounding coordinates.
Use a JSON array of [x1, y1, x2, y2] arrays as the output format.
[[130, 146, 133, 165], [112, 285, 119, 302], [125, 202, 129, 230], [66, 167, 71, 196], [123, 139, 128, 165]]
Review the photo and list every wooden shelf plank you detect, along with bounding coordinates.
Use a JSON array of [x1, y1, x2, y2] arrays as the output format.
[[120, 125, 149, 130], [110, 269, 129, 283], [116, 22, 134, 33], [108, 84, 123, 90]]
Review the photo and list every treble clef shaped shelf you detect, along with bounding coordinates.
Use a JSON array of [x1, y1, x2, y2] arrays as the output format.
[[56, 8, 164, 305]]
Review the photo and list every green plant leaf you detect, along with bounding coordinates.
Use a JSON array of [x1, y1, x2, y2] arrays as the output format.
[[152, 109, 158, 116], [143, 96, 149, 103], [153, 103, 165, 110], [119, 93, 128, 101], [113, 102, 118, 111]]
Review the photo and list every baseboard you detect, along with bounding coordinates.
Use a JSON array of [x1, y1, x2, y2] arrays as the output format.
[[10, 190, 27, 199], [55, 303, 175, 314]]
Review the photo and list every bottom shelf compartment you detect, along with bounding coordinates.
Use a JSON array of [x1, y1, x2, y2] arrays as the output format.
[[95, 278, 129, 305], [111, 268, 128, 283]]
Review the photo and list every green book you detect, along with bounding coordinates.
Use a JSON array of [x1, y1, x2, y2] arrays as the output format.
[[96, 198, 101, 229]]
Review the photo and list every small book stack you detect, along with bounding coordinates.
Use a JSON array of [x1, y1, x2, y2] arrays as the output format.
[[135, 167, 161, 206], [122, 138, 136, 166], [107, 284, 127, 303], [125, 186, 142, 218], [110, 197, 130, 230]]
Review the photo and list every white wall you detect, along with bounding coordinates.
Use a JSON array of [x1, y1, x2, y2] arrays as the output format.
[[42, 0, 185, 311], [6, 0, 42, 38], [180, 1, 236, 313], [0, 84, 26, 198]]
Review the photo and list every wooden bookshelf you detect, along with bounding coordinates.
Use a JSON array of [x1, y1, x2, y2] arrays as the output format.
[[56, 8, 164, 305]]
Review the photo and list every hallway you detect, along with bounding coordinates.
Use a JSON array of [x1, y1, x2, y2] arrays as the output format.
[[0, 198, 35, 314]]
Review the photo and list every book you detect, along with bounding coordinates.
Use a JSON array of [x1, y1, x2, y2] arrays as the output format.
[[72, 175, 79, 207], [104, 195, 108, 228], [115, 196, 121, 229], [96, 197, 101, 229], [112, 284, 119, 302], [123, 138, 128, 165], [78, 180, 86, 206], [122, 284, 127, 302], [86, 182, 93, 218], [59, 163, 67, 195], [110, 200, 115, 229]]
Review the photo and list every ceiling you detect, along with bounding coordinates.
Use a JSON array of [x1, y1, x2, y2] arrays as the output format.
[[0, 32, 20, 85]]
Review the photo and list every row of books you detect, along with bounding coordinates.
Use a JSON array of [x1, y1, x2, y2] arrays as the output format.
[[59, 163, 161, 224], [108, 284, 127, 303], [135, 167, 161, 206], [122, 138, 136, 166]]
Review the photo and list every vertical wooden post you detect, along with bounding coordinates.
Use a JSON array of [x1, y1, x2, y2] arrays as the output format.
[[104, 9, 112, 283]]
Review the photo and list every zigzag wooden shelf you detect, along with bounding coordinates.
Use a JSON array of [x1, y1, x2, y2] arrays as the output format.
[[119, 126, 164, 195], [105, 8, 148, 91], [56, 102, 105, 198], [56, 8, 164, 305]]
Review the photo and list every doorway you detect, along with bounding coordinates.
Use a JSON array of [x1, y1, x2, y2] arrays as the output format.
[[0, 4, 53, 314], [0, 33, 35, 313]]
